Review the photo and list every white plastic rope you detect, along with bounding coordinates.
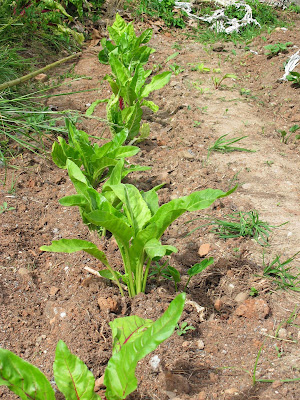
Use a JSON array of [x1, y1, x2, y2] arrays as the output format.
[[280, 49, 300, 81], [173, 1, 260, 34]]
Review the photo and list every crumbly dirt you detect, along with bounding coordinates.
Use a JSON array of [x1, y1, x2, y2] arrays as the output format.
[[1, 10, 300, 400]]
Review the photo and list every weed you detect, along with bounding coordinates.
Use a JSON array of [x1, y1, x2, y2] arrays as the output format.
[[240, 88, 251, 96], [278, 124, 300, 143], [265, 160, 274, 166], [0, 202, 15, 214], [172, 43, 182, 50], [189, 62, 210, 73], [263, 252, 300, 292], [211, 73, 237, 89], [264, 42, 293, 57], [176, 322, 195, 336], [207, 134, 255, 159], [287, 2, 300, 13], [286, 71, 300, 86], [169, 63, 184, 75], [193, 121, 202, 127], [249, 287, 259, 297]]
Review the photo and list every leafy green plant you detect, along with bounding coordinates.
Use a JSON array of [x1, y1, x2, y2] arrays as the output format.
[[93, 14, 171, 141], [211, 73, 237, 89], [263, 252, 300, 292], [278, 124, 300, 144], [286, 71, 300, 86], [41, 161, 235, 297], [169, 63, 184, 75], [150, 258, 214, 292], [189, 62, 210, 73], [176, 321, 195, 336], [52, 119, 149, 187], [0, 293, 186, 400], [0, 202, 15, 214], [249, 287, 259, 297], [264, 42, 293, 57], [207, 134, 255, 159]]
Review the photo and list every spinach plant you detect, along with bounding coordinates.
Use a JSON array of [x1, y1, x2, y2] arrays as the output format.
[[264, 42, 293, 57], [286, 71, 300, 86], [90, 14, 172, 141], [52, 120, 147, 188], [41, 164, 235, 297], [0, 293, 186, 400]]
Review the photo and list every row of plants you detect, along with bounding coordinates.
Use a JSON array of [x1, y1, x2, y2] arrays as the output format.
[[0, 14, 235, 400]]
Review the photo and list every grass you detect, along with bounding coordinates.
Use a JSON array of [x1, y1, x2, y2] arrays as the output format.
[[207, 134, 255, 159], [262, 252, 300, 292], [187, 210, 284, 246]]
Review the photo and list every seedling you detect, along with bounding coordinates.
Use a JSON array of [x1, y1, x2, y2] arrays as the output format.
[[286, 71, 300, 86], [41, 161, 235, 297], [193, 120, 202, 127], [249, 287, 259, 297], [169, 63, 184, 75], [0, 293, 186, 400], [211, 73, 237, 89], [278, 124, 300, 144], [0, 202, 15, 214], [264, 42, 293, 57], [189, 62, 210, 73], [207, 134, 255, 159], [176, 321, 195, 336], [240, 88, 251, 96], [263, 252, 300, 292]]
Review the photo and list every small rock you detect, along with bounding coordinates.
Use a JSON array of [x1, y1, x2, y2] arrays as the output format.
[[94, 375, 105, 391], [18, 268, 30, 276], [35, 73, 48, 82], [224, 387, 239, 398], [291, 113, 300, 122], [165, 391, 177, 399], [212, 43, 225, 52], [234, 292, 249, 303], [277, 328, 287, 339], [97, 296, 120, 313], [197, 339, 205, 350], [198, 243, 210, 257], [197, 392, 206, 400], [157, 171, 171, 184], [182, 341, 189, 347], [214, 299, 223, 311], [179, 150, 195, 160], [149, 355, 160, 371], [49, 286, 59, 296], [36, 334, 46, 344], [234, 298, 269, 319]]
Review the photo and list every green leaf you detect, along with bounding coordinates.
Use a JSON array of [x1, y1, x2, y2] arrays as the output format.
[[40, 239, 109, 267], [53, 341, 101, 400], [140, 71, 172, 98], [104, 293, 186, 400], [136, 29, 153, 45], [141, 100, 159, 112], [144, 238, 177, 260], [109, 54, 131, 86], [85, 99, 108, 116], [109, 184, 152, 233], [187, 257, 214, 277], [141, 184, 163, 215], [51, 140, 67, 168], [110, 316, 153, 354], [165, 52, 179, 62], [148, 187, 236, 240], [0, 348, 55, 400]]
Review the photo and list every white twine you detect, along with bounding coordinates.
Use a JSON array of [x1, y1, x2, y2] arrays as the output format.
[[172, 1, 260, 34], [280, 49, 300, 81]]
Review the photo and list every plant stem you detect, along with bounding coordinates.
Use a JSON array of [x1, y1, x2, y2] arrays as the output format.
[[0, 53, 80, 91], [142, 258, 152, 292]]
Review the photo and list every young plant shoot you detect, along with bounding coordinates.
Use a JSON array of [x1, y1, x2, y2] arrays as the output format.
[[41, 160, 236, 297], [0, 293, 186, 400]]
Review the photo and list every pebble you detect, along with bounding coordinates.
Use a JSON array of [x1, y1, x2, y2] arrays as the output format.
[[149, 355, 160, 371], [49, 286, 59, 296], [35, 73, 48, 82], [277, 328, 287, 339], [18, 268, 30, 276], [179, 150, 195, 160], [97, 296, 120, 313], [197, 391, 206, 400], [234, 292, 249, 303], [197, 339, 205, 350], [198, 243, 210, 257], [165, 391, 177, 399], [224, 387, 239, 398], [234, 298, 270, 320], [214, 299, 223, 311]]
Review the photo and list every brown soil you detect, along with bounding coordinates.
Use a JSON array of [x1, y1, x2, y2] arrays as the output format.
[[1, 10, 300, 400]]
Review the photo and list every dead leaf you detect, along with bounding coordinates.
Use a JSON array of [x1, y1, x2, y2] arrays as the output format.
[[89, 28, 101, 47]]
